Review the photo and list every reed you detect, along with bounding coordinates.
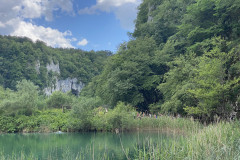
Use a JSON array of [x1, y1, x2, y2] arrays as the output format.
[[1, 120, 239, 160], [133, 121, 240, 160]]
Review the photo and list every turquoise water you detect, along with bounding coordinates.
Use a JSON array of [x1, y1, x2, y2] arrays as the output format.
[[0, 131, 178, 159]]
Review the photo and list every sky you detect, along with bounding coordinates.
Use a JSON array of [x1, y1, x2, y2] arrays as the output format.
[[0, 0, 141, 52]]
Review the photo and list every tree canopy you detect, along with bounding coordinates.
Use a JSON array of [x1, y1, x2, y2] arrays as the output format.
[[1, 0, 240, 121], [82, 0, 240, 120], [0, 35, 111, 90]]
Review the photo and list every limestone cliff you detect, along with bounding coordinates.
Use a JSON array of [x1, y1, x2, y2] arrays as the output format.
[[43, 60, 84, 95], [44, 77, 84, 96]]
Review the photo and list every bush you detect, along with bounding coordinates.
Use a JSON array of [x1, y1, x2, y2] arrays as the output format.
[[92, 102, 137, 131], [70, 97, 102, 131]]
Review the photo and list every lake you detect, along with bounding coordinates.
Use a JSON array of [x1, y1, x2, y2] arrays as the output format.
[[0, 131, 182, 159]]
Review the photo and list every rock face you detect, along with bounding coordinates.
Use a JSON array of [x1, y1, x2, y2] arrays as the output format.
[[43, 60, 84, 96], [44, 78, 85, 96], [35, 60, 40, 74], [46, 60, 60, 74], [147, 3, 154, 22]]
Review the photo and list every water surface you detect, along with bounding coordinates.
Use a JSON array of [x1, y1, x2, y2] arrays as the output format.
[[0, 131, 181, 159]]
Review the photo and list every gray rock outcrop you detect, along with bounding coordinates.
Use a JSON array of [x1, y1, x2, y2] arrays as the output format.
[[35, 60, 40, 74], [46, 60, 60, 74], [44, 78, 84, 96], [147, 3, 154, 22], [43, 60, 84, 96]]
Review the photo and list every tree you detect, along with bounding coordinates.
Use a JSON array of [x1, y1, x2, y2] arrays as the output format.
[[184, 38, 240, 120], [157, 53, 198, 114], [92, 37, 162, 110], [0, 79, 39, 116], [46, 91, 73, 112], [71, 96, 102, 130]]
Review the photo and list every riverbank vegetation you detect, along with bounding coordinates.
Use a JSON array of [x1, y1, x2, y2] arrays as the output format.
[[0, 121, 239, 160], [1, 0, 240, 159], [0, 81, 201, 133], [133, 122, 240, 160], [0, 80, 239, 159], [1, 0, 240, 123]]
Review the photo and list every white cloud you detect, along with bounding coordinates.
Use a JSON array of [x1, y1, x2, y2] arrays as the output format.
[[77, 39, 88, 46], [95, 0, 138, 8], [41, 0, 74, 21], [71, 38, 77, 42], [63, 30, 72, 36], [9, 19, 74, 48], [78, 0, 141, 30], [0, 21, 5, 28], [0, 0, 73, 21], [0, 0, 74, 48], [20, 0, 42, 19]]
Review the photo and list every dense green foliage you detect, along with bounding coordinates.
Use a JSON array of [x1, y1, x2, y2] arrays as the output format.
[[88, 38, 164, 110], [81, 0, 240, 120], [0, 81, 200, 133], [0, 35, 111, 90], [1, 0, 240, 159], [1, 0, 240, 133]]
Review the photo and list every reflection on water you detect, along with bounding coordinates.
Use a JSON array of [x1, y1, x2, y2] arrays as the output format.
[[0, 131, 181, 159]]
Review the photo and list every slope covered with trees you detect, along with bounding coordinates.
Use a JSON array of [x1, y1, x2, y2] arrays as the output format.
[[82, 0, 240, 121], [1, 0, 240, 134], [0, 35, 111, 90]]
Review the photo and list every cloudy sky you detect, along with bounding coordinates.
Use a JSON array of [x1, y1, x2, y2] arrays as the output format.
[[0, 0, 141, 52]]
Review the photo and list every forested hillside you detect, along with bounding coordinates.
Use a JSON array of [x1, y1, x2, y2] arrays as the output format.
[[82, 0, 240, 120], [1, 0, 240, 132], [0, 35, 111, 90]]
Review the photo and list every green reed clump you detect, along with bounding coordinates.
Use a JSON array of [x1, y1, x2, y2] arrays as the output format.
[[136, 115, 202, 134], [132, 121, 240, 160], [185, 121, 240, 160], [0, 151, 37, 160], [91, 102, 203, 133]]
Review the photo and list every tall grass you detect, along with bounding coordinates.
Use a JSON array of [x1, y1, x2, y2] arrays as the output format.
[[133, 121, 240, 160], [135, 115, 202, 134], [1, 119, 239, 160], [91, 102, 203, 133]]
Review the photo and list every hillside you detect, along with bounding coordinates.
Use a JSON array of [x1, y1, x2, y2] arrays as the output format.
[[1, 0, 240, 122], [0, 35, 111, 95], [82, 0, 240, 120]]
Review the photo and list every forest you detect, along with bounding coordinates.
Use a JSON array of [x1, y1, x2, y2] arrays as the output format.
[[1, 0, 240, 133], [1, 0, 240, 159], [83, 0, 240, 121], [0, 35, 111, 90]]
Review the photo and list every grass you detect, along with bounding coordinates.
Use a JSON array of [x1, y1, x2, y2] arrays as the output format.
[[0, 103, 202, 133], [135, 115, 202, 134], [133, 121, 240, 160]]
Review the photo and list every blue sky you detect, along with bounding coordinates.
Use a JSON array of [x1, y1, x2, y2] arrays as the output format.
[[0, 0, 141, 52]]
